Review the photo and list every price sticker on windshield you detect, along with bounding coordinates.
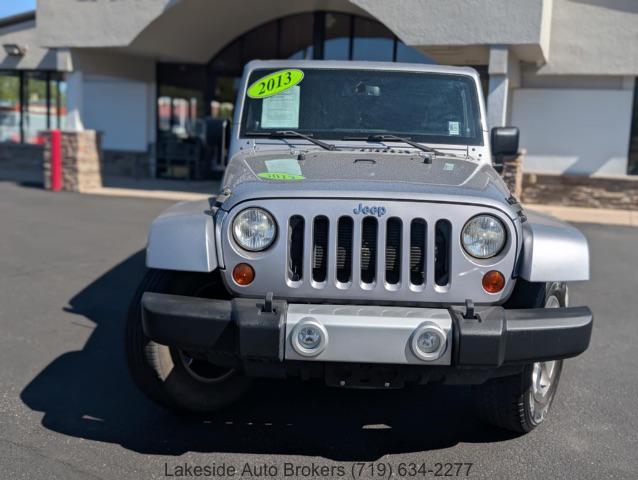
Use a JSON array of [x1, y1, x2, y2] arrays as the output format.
[[247, 69, 304, 99]]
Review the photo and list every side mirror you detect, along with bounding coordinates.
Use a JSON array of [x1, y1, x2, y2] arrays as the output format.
[[491, 126, 519, 174]]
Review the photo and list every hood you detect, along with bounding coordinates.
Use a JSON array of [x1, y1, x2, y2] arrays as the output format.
[[221, 149, 515, 215]]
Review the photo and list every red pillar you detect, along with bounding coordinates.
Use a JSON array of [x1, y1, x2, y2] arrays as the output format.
[[50, 130, 62, 191]]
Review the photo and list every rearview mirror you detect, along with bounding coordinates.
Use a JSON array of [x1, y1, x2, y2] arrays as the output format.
[[491, 127, 519, 173]]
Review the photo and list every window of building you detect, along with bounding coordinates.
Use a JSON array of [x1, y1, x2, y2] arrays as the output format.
[[0, 70, 67, 144], [24, 72, 48, 144], [352, 17, 394, 61], [49, 73, 67, 130], [323, 12, 351, 60], [396, 41, 432, 64], [280, 14, 315, 60], [0, 72, 21, 143]]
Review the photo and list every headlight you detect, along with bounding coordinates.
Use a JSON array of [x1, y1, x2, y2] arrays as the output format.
[[461, 215, 506, 259], [232, 208, 277, 251]]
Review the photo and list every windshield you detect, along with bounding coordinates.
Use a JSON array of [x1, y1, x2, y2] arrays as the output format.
[[240, 68, 483, 146]]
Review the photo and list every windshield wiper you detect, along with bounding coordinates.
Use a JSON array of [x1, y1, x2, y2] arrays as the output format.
[[343, 134, 442, 155], [248, 130, 336, 151]]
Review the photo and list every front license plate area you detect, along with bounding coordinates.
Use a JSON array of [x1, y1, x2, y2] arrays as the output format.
[[324, 364, 407, 389]]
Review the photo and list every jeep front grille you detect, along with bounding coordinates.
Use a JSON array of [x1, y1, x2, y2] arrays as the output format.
[[222, 199, 519, 304], [288, 213, 444, 291]]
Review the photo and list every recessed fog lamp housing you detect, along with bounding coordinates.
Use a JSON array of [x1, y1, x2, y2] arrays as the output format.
[[291, 319, 328, 357], [411, 323, 448, 361]]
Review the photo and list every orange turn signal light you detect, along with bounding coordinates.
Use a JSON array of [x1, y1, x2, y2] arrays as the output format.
[[482, 270, 505, 293], [232, 263, 255, 286]]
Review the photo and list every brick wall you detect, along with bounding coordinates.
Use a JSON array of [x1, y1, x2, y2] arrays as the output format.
[[42, 130, 103, 192], [0, 143, 44, 170], [522, 173, 638, 210], [102, 150, 151, 178], [1, 141, 151, 179], [501, 153, 524, 198]]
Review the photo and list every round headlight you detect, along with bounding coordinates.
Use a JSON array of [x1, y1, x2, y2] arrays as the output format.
[[461, 215, 506, 259], [232, 208, 277, 251]]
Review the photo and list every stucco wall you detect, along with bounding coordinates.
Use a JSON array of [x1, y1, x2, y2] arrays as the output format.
[[350, 0, 551, 62], [70, 49, 155, 83], [37, 0, 172, 48], [539, 0, 638, 75], [511, 88, 634, 176], [0, 18, 70, 71]]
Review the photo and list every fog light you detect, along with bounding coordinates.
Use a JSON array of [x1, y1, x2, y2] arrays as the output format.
[[417, 330, 441, 354], [232, 263, 255, 286], [291, 319, 327, 357], [411, 323, 447, 361], [298, 326, 321, 349], [482, 270, 505, 293]]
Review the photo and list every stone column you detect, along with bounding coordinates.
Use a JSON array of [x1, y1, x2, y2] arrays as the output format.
[[502, 149, 526, 198], [42, 130, 103, 192]]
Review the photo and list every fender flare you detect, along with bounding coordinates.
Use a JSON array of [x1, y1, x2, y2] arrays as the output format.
[[519, 210, 589, 282], [146, 199, 217, 272]]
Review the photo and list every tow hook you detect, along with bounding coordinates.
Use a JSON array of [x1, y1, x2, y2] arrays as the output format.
[[464, 298, 478, 320]]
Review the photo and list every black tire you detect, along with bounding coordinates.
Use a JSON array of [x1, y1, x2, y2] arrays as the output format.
[[125, 269, 251, 414], [473, 281, 567, 433]]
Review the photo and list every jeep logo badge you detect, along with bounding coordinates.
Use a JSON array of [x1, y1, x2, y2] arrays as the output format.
[[353, 203, 387, 217]]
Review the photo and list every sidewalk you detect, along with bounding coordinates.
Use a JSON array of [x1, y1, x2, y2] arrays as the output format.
[[0, 168, 217, 202], [87, 176, 218, 202], [525, 204, 638, 227]]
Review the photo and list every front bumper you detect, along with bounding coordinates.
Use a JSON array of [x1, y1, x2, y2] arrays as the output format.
[[141, 293, 593, 371]]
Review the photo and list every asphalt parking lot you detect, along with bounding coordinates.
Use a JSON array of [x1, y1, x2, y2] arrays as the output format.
[[0, 180, 636, 480]]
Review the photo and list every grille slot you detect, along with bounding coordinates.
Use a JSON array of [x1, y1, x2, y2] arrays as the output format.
[[360, 217, 378, 284], [410, 219, 427, 285], [385, 217, 402, 285], [288, 215, 305, 282], [312, 216, 329, 283], [336, 216, 354, 283], [435, 220, 452, 286]]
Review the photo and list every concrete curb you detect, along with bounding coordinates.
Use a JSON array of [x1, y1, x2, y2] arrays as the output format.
[[82, 186, 210, 202]]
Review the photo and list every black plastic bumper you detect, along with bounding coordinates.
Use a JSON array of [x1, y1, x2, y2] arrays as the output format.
[[141, 292, 593, 368], [141, 292, 287, 361], [449, 306, 593, 366]]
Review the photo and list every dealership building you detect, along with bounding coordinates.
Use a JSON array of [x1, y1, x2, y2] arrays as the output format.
[[0, 0, 637, 206]]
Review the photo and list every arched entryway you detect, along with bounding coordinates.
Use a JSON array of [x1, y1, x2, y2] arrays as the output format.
[[155, 11, 434, 178]]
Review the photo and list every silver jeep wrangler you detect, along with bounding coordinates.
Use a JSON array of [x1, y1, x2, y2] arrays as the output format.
[[126, 60, 593, 433]]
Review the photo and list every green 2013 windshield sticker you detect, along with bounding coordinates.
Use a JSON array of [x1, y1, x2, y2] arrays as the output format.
[[257, 172, 305, 181], [247, 69, 304, 99]]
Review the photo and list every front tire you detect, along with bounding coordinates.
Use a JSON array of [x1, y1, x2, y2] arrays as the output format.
[[473, 281, 566, 433], [125, 269, 251, 414]]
